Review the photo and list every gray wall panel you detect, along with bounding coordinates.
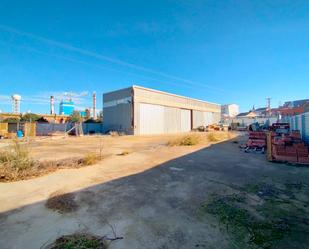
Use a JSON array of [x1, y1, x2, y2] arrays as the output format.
[[103, 87, 133, 134], [164, 106, 181, 133], [103, 104, 132, 134], [138, 103, 164, 135]]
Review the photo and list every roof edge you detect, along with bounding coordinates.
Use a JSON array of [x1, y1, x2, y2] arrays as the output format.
[[132, 85, 220, 106]]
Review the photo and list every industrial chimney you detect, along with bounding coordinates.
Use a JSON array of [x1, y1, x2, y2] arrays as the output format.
[[11, 94, 21, 114], [50, 96, 55, 115], [93, 91, 97, 119]]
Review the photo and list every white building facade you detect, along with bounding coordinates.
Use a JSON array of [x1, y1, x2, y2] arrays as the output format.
[[221, 104, 239, 118]]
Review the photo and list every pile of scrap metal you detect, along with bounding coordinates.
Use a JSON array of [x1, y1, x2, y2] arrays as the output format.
[[270, 124, 309, 164], [207, 124, 222, 131], [194, 124, 229, 132]]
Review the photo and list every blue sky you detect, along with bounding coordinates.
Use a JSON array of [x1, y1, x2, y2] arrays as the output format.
[[0, 0, 308, 114]]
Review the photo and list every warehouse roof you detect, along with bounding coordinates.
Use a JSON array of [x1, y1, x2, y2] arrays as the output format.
[[132, 85, 220, 106]]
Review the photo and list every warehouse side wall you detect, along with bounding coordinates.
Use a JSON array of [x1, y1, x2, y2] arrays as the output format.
[[135, 102, 192, 135], [133, 86, 221, 135], [103, 87, 133, 134], [283, 112, 309, 144]]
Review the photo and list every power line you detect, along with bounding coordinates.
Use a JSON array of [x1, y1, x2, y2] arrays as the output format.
[[0, 24, 225, 92]]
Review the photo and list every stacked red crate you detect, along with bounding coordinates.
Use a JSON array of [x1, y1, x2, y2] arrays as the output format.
[[272, 145, 298, 162], [290, 131, 301, 140], [294, 143, 309, 163]]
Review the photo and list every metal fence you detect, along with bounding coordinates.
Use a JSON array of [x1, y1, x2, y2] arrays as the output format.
[[36, 123, 73, 136], [282, 112, 309, 144], [82, 123, 103, 134], [36, 123, 103, 136]]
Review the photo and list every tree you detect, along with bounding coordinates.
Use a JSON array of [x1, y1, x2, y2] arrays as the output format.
[[85, 108, 91, 120], [84, 118, 101, 123], [70, 111, 82, 123], [21, 113, 41, 122], [2, 117, 20, 123], [36, 117, 49, 123]]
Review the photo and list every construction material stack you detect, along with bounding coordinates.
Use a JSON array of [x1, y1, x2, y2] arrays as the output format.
[[241, 122, 309, 165], [271, 124, 309, 164], [244, 131, 267, 153]]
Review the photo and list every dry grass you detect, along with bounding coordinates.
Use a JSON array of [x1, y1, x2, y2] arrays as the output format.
[[0, 140, 102, 182], [168, 135, 200, 146], [207, 132, 220, 142], [207, 132, 231, 142], [45, 233, 107, 249], [0, 139, 35, 170], [168, 132, 234, 147], [83, 152, 98, 165], [45, 191, 78, 213]]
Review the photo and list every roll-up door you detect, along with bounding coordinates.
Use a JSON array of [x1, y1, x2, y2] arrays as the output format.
[[180, 109, 191, 132], [139, 103, 164, 134]]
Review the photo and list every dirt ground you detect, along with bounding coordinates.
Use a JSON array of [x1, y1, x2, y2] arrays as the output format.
[[0, 132, 309, 249]]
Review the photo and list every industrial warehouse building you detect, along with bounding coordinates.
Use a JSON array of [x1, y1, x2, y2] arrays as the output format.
[[103, 85, 221, 135]]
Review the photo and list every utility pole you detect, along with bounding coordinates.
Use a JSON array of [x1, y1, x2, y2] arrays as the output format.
[[266, 97, 271, 117]]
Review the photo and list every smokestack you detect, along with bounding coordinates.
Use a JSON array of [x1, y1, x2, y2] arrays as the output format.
[[93, 91, 97, 119], [50, 96, 55, 115]]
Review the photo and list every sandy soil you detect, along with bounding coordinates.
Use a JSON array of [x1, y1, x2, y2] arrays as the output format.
[[1, 132, 308, 249], [0, 132, 231, 212]]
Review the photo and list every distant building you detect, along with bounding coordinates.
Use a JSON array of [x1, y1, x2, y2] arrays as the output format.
[[283, 99, 309, 108], [221, 104, 239, 118], [59, 100, 74, 115], [103, 85, 221, 135]]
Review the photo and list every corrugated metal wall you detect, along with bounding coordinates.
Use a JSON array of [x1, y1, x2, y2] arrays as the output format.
[[282, 112, 309, 144], [138, 103, 192, 135], [36, 123, 71, 136], [164, 106, 181, 133], [82, 123, 103, 134], [103, 87, 133, 134], [192, 110, 214, 128], [139, 103, 164, 134], [180, 109, 191, 132], [36, 123, 103, 136], [192, 110, 204, 128]]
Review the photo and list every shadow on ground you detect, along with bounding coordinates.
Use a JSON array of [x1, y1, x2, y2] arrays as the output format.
[[1, 138, 309, 249]]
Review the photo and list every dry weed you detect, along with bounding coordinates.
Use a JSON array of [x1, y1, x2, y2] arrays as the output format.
[[44, 233, 109, 249], [83, 152, 98, 165], [0, 151, 101, 182], [45, 191, 78, 213], [207, 132, 231, 142], [168, 135, 200, 146]]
